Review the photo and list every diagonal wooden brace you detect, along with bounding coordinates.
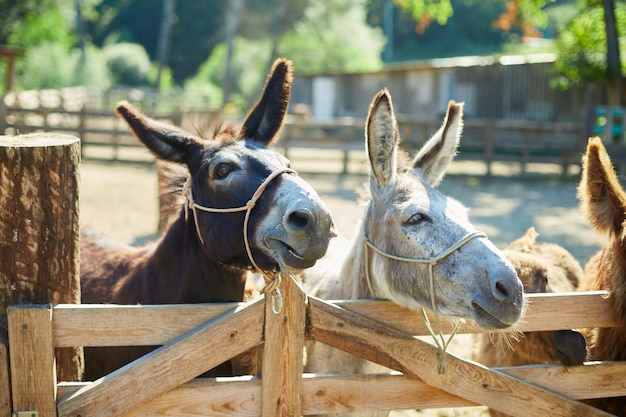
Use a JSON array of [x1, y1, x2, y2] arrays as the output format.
[[57, 298, 265, 417], [307, 296, 614, 417]]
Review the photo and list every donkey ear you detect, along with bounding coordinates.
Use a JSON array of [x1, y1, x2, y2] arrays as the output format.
[[578, 137, 626, 235], [366, 89, 399, 189], [115, 101, 202, 165], [238, 58, 293, 145], [413, 101, 463, 187]]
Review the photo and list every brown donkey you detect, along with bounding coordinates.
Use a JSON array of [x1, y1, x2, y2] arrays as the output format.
[[80, 59, 335, 380], [577, 136, 626, 415], [476, 227, 588, 417]]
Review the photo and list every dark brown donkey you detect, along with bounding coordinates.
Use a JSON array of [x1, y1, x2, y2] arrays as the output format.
[[80, 59, 335, 380]]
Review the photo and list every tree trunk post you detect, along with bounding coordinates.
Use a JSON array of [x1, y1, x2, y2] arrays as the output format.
[[0, 133, 83, 395], [603, 0, 623, 106]]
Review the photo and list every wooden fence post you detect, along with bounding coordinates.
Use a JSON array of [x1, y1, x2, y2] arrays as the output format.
[[261, 275, 306, 417], [0, 334, 10, 416], [0, 133, 83, 413], [8, 306, 56, 417]]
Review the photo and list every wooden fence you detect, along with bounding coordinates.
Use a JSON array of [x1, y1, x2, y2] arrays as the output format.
[[4, 275, 625, 417], [1, 93, 597, 176], [281, 116, 588, 176], [0, 94, 220, 163], [4, 119, 624, 417]]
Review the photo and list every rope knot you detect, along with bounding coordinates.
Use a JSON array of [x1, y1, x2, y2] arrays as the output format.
[[436, 349, 447, 374]]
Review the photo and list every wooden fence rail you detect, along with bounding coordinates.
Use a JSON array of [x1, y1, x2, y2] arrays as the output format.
[[281, 116, 588, 176], [5, 276, 624, 417], [1, 99, 593, 175]]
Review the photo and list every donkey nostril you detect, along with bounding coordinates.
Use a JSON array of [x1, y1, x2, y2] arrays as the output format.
[[287, 209, 311, 230], [494, 281, 509, 299]]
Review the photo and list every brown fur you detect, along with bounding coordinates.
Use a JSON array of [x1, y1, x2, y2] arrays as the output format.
[[577, 137, 626, 414], [476, 227, 587, 417]]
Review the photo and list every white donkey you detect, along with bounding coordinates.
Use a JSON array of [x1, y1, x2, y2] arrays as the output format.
[[303, 89, 524, 416]]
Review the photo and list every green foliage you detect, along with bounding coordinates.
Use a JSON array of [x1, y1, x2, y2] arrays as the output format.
[[17, 42, 75, 89], [103, 42, 151, 86], [73, 45, 113, 88], [392, 0, 553, 31], [90, 0, 227, 83], [184, 38, 271, 110], [16, 42, 111, 90], [185, 0, 384, 111], [7, 6, 76, 49], [279, 0, 385, 74], [371, 0, 512, 62], [393, 0, 453, 26], [148, 65, 175, 91], [0, 0, 69, 44], [238, 0, 308, 41], [518, 0, 555, 30], [551, 3, 626, 89]]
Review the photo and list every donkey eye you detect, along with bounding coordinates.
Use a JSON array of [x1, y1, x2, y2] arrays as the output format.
[[407, 212, 428, 225], [214, 162, 233, 179]]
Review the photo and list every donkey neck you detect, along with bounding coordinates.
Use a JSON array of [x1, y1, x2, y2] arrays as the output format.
[[340, 226, 375, 300], [140, 212, 247, 304]]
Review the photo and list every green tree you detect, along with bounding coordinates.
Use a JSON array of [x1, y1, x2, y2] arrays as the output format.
[[392, 0, 623, 105], [89, 0, 226, 83], [0, 0, 73, 45], [238, 0, 309, 75], [103, 42, 151, 86], [279, 0, 385, 74], [369, 0, 514, 62], [16, 42, 111, 89], [6, 6, 76, 49], [552, 0, 624, 105], [391, 0, 554, 34]]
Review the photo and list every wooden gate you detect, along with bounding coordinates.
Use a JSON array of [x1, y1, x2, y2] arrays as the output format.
[[6, 275, 625, 417]]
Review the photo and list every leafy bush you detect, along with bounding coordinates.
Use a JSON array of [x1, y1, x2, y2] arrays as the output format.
[[17, 41, 75, 89], [72, 45, 112, 88], [16, 42, 112, 90], [551, 4, 626, 89], [279, 0, 384, 74], [184, 38, 271, 111], [103, 42, 151, 86]]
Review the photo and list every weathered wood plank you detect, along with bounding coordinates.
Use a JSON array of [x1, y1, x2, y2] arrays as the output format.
[[51, 292, 614, 348], [0, 336, 10, 416], [307, 296, 614, 417], [57, 362, 626, 416], [8, 306, 56, 417], [52, 302, 244, 347], [57, 298, 265, 417], [339, 291, 616, 335], [261, 275, 306, 417]]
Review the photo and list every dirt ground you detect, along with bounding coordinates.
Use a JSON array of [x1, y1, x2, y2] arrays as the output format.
[[79, 152, 606, 417]]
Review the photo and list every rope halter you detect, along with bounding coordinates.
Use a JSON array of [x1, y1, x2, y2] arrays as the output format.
[[182, 167, 296, 306], [363, 230, 487, 374]]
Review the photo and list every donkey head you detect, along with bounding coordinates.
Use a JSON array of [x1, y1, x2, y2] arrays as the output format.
[[501, 246, 587, 366], [115, 59, 335, 275], [362, 89, 523, 330]]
